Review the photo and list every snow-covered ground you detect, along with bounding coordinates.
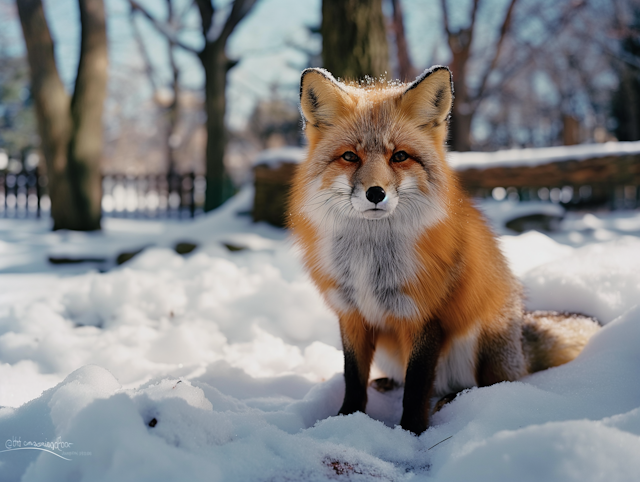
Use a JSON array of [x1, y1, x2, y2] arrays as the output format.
[[1, 188, 639, 481]]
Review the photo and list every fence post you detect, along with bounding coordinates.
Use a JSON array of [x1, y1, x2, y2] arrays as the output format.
[[189, 172, 195, 218]]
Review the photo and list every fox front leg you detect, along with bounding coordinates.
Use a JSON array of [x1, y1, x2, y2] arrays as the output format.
[[400, 319, 444, 435], [338, 316, 377, 415]]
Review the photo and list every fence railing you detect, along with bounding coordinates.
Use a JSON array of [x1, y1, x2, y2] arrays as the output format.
[[0, 169, 46, 218], [0, 169, 206, 220], [101, 173, 206, 219]]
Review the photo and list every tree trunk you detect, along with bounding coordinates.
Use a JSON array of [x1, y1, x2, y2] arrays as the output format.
[[441, 0, 518, 152], [17, 0, 74, 228], [201, 42, 233, 212], [18, 0, 107, 230], [448, 37, 473, 152], [67, 0, 107, 230], [131, 0, 257, 213], [321, 0, 389, 81], [390, 0, 416, 81], [449, 109, 473, 152], [612, 69, 640, 141], [166, 0, 180, 175], [562, 115, 580, 146]]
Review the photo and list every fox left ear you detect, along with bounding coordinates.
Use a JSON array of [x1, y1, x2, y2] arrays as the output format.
[[401, 66, 453, 128], [299, 68, 350, 131]]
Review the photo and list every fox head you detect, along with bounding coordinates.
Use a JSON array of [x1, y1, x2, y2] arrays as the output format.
[[293, 66, 454, 231]]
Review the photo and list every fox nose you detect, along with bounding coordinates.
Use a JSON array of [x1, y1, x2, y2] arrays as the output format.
[[366, 186, 386, 204]]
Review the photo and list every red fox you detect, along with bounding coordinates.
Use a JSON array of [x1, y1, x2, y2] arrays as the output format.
[[288, 66, 600, 435]]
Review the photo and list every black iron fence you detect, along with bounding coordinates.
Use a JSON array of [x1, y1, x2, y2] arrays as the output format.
[[0, 168, 206, 220], [0, 168, 45, 218], [101, 173, 206, 219]]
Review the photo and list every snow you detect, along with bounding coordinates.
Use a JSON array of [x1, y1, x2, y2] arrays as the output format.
[[478, 199, 565, 235], [252, 146, 307, 168], [1, 188, 640, 481], [447, 140, 640, 170]]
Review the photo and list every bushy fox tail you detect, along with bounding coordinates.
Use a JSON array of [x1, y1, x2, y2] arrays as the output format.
[[522, 311, 601, 373]]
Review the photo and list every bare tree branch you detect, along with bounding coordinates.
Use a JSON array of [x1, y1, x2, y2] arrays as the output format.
[[166, 0, 179, 101], [606, 45, 640, 70], [473, 0, 518, 102], [440, 0, 451, 39], [166, 0, 180, 173], [478, 3, 586, 103], [194, 0, 214, 39], [128, 0, 199, 54], [466, 0, 480, 48], [391, 0, 416, 80], [217, 0, 258, 45], [128, 7, 158, 92]]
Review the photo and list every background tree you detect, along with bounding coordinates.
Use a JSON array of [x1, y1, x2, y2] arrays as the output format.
[[389, 0, 416, 82], [440, 0, 518, 152], [436, 0, 611, 151], [129, 0, 182, 176], [0, 53, 36, 158], [482, 0, 624, 149], [611, 9, 640, 141], [130, 0, 257, 212], [248, 96, 302, 149], [17, 0, 107, 231], [321, 0, 389, 81]]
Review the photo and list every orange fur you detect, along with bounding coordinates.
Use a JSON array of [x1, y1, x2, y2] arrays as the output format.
[[288, 67, 599, 432]]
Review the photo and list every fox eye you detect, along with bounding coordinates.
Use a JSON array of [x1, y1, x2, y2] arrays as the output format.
[[341, 151, 358, 162], [391, 151, 409, 163]]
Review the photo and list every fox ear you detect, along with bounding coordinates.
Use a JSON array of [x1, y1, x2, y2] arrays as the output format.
[[300, 68, 350, 130], [401, 66, 453, 127]]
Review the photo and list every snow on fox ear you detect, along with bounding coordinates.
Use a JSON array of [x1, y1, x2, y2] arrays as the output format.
[[300, 68, 350, 131], [401, 66, 453, 128]]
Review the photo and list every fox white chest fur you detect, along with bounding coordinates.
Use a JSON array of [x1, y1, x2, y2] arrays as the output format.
[[314, 205, 419, 326], [301, 175, 445, 327]]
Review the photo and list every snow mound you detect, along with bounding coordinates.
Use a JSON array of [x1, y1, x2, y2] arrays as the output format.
[[522, 238, 640, 323], [1, 306, 639, 481]]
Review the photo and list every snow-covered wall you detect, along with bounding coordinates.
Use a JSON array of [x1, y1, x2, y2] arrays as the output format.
[[448, 141, 640, 171]]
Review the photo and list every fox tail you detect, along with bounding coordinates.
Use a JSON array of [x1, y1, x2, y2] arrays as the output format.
[[522, 310, 601, 373]]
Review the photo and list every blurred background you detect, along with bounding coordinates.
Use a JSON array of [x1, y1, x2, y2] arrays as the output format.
[[0, 0, 639, 232]]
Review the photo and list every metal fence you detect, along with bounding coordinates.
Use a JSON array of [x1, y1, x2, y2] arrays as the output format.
[[0, 168, 44, 218], [0, 168, 206, 220], [101, 173, 206, 219]]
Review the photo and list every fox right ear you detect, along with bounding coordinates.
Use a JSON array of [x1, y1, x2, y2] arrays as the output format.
[[300, 68, 350, 131], [401, 66, 453, 128]]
